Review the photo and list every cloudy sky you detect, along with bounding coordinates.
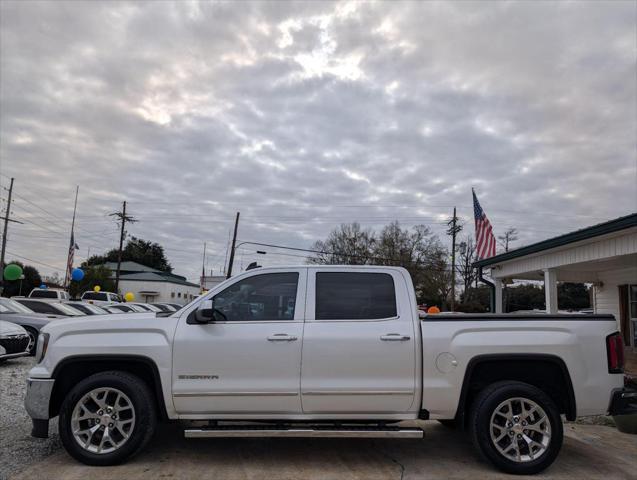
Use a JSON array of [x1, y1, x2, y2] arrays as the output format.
[[1, 0, 635, 282]]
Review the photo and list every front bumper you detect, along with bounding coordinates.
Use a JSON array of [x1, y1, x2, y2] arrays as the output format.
[[0, 351, 29, 361], [608, 387, 637, 416], [24, 378, 55, 438]]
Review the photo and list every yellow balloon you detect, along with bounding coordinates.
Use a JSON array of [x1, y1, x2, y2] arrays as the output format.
[[124, 292, 135, 302], [93, 285, 101, 292]]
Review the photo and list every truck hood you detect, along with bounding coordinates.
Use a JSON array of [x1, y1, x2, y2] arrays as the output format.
[[41, 312, 158, 335]]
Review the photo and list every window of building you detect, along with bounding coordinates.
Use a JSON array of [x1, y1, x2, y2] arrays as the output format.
[[213, 272, 299, 322], [177, 292, 181, 298], [315, 272, 397, 320], [171, 292, 175, 298]]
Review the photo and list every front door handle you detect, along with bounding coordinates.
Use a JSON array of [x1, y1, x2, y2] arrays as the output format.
[[380, 333, 411, 341], [267, 333, 298, 342]]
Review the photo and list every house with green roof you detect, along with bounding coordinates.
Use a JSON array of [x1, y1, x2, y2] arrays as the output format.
[[99, 261, 200, 304], [474, 213, 637, 350]]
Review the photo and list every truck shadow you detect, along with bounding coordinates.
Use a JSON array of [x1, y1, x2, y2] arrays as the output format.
[[11, 421, 637, 480]]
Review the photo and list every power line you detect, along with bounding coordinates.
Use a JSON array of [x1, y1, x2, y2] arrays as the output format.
[[6, 250, 66, 271]]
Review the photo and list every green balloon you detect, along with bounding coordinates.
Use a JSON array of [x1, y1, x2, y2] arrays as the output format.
[[4, 263, 23, 281]]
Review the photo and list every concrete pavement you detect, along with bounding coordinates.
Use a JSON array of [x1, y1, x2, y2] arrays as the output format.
[[10, 421, 637, 480]]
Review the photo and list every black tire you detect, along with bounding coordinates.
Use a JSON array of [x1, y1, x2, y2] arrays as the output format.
[[470, 381, 563, 475], [59, 371, 157, 466], [437, 419, 458, 429], [24, 327, 38, 356]]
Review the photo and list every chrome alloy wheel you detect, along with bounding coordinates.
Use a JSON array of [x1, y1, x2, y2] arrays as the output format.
[[489, 397, 551, 463], [71, 387, 136, 454]]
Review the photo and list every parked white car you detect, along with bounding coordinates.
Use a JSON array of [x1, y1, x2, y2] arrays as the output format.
[[0, 319, 30, 362], [24, 266, 636, 474], [80, 291, 122, 304], [27, 288, 69, 302]]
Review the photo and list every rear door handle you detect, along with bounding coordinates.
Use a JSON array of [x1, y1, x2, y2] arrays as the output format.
[[380, 333, 411, 341], [267, 333, 298, 342]]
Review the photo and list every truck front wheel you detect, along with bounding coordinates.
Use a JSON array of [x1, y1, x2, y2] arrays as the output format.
[[470, 381, 563, 475], [58, 371, 157, 465]]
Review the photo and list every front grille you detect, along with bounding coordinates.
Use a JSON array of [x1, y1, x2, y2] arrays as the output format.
[[0, 334, 29, 354]]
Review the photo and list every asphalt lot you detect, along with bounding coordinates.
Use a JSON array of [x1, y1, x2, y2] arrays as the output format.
[[3, 357, 637, 480]]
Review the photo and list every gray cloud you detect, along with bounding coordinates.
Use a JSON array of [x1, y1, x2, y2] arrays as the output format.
[[1, 0, 635, 280]]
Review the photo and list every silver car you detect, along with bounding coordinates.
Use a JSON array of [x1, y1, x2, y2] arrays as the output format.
[[0, 298, 63, 355], [0, 319, 30, 362]]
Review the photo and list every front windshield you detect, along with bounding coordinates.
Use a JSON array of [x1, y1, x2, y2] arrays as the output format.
[[138, 304, 161, 312], [86, 305, 108, 314], [0, 298, 35, 314], [55, 303, 85, 316]]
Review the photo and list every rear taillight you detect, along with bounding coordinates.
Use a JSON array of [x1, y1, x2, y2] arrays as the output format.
[[606, 332, 625, 374]]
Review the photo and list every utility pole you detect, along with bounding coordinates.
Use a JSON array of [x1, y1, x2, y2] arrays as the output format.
[[0, 177, 15, 294], [446, 207, 462, 311], [109, 201, 137, 293], [226, 212, 240, 279], [63, 186, 79, 288], [200, 242, 207, 290]]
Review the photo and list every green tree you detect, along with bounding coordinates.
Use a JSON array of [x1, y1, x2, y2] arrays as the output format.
[[1, 261, 42, 297], [69, 265, 116, 298], [558, 283, 590, 310], [458, 285, 491, 313], [84, 236, 172, 272]]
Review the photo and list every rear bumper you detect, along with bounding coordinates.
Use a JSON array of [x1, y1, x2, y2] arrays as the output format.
[[608, 387, 637, 416]]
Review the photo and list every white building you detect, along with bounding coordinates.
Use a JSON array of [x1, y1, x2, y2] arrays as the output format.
[[474, 213, 637, 350], [101, 261, 200, 304], [200, 275, 226, 292]]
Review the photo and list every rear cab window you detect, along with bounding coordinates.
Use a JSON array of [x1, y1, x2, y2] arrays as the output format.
[[82, 292, 108, 301], [29, 290, 58, 299], [314, 272, 397, 320]]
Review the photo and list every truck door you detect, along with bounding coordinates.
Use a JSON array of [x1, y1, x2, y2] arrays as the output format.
[[172, 269, 306, 414], [301, 269, 417, 413]]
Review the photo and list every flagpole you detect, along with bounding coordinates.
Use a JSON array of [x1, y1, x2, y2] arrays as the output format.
[[64, 186, 79, 288]]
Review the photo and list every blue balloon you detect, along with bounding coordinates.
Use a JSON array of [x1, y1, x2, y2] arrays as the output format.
[[40, 284, 47, 289], [71, 268, 85, 281]]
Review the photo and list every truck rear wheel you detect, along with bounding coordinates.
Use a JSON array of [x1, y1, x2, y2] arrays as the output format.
[[58, 371, 157, 465], [470, 381, 563, 475]]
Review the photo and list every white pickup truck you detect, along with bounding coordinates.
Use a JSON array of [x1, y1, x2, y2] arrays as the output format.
[[24, 266, 636, 474]]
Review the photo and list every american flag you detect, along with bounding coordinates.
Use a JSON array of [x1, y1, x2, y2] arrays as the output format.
[[473, 189, 496, 259], [66, 232, 79, 285]]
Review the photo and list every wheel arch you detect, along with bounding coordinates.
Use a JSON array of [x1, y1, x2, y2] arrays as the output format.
[[50, 354, 168, 421], [456, 354, 577, 428]]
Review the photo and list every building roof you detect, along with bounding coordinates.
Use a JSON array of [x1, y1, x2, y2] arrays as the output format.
[[474, 212, 637, 268], [97, 261, 199, 288], [101, 261, 162, 273], [118, 272, 200, 288]]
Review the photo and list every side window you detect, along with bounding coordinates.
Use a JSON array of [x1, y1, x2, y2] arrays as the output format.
[[213, 272, 299, 322], [315, 272, 397, 320]]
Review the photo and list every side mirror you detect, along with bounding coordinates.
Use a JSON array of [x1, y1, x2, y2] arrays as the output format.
[[193, 299, 214, 324]]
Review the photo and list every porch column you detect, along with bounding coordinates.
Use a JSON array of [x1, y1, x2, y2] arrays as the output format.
[[544, 268, 558, 314], [494, 278, 504, 314]]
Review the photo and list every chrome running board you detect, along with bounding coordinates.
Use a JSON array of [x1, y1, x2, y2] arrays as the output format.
[[184, 426, 424, 439]]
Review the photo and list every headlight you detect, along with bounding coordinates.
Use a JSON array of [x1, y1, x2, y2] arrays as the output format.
[[35, 333, 50, 363]]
